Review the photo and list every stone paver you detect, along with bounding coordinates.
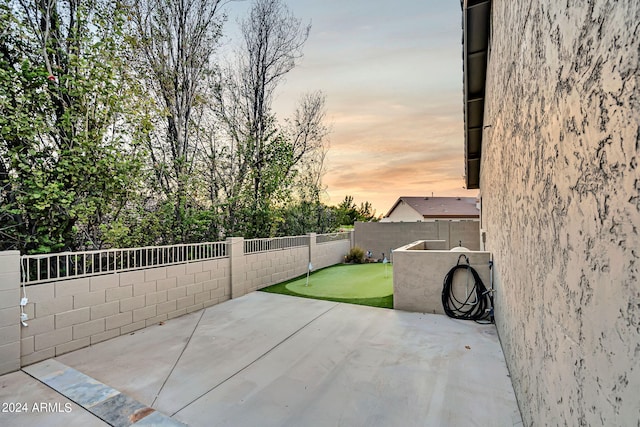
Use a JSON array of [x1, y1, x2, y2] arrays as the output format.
[[23, 359, 183, 427]]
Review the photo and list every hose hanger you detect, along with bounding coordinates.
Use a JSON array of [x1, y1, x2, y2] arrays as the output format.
[[442, 257, 494, 323], [457, 254, 469, 266]]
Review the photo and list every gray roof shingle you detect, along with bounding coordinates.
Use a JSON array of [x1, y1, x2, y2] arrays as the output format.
[[386, 197, 479, 218]]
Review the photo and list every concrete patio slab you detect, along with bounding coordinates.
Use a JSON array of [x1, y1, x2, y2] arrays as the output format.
[[174, 297, 520, 427], [2, 292, 522, 426], [0, 370, 108, 426], [56, 310, 204, 406], [55, 294, 338, 414]]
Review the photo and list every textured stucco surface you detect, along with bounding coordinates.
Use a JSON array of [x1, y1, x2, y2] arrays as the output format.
[[380, 200, 424, 222], [481, 1, 640, 425]]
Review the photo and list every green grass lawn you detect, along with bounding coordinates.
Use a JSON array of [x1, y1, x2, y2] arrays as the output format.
[[260, 263, 393, 309]]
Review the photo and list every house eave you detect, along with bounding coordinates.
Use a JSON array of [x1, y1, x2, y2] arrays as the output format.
[[462, 0, 491, 190], [424, 214, 479, 219]]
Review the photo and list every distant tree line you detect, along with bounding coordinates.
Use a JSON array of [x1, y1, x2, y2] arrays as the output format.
[[0, 0, 377, 254]]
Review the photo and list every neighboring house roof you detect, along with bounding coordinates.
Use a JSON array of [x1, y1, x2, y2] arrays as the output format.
[[385, 197, 479, 219]]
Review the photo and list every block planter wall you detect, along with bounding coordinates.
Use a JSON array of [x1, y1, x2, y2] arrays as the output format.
[[393, 241, 490, 314]]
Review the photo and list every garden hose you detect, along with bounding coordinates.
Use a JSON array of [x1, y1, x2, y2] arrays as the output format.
[[441, 254, 494, 323]]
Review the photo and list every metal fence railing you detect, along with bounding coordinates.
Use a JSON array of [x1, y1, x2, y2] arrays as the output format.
[[316, 232, 351, 244], [21, 242, 228, 285], [244, 235, 310, 255], [21, 232, 353, 285]]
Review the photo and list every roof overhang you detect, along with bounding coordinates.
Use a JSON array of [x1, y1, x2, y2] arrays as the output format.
[[383, 198, 403, 218], [462, 0, 491, 189], [423, 215, 479, 219]]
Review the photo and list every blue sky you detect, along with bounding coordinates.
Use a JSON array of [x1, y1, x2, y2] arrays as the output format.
[[223, 0, 477, 215]]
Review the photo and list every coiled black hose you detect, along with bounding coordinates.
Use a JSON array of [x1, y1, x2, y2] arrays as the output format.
[[441, 255, 493, 323]]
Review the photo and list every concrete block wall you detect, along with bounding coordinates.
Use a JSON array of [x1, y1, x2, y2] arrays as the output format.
[[446, 221, 481, 250], [19, 258, 231, 366], [1, 232, 352, 370], [313, 240, 351, 270], [355, 221, 480, 260], [392, 243, 490, 314], [241, 247, 309, 296], [230, 234, 353, 298], [0, 251, 20, 375]]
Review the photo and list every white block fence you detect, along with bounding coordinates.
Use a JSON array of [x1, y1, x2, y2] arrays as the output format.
[[0, 232, 352, 373]]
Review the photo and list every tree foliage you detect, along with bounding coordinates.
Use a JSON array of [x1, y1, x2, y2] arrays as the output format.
[[334, 195, 379, 226], [211, 0, 322, 238], [126, 0, 224, 243], [0, 0, 372, 254], [0, 0, 142, 253]]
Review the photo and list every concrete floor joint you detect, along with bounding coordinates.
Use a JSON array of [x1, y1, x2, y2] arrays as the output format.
[[171, 302, 339, 416], [152, 309, 206, 408]]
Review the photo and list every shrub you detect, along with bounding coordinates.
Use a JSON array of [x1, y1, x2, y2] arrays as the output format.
[[345, 246, 365, 264]]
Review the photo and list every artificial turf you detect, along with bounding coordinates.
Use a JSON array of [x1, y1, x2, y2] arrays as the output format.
[[260, 263, 394, 309]]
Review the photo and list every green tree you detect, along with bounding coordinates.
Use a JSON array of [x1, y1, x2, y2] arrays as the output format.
[[334, 195, 378, 226], [276, 200, 338, 236], [357, 201, 378, 222], [126, 0, 224, 243], [0, 0, 142, 253], [213, 0, 314, 237]]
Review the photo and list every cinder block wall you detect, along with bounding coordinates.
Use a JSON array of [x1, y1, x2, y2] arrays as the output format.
[[355, 221, 480, 259], [20, 258, 230, 366], [242, 247, 309, 295], [10, 233, 352, 368], [234, 239, 352, 296], [393, 245, 490, 314], [482, 1, 639, 425], [448, 221, 481, 250], [313, 240, 351, 270], [0, 251, 20, 375]]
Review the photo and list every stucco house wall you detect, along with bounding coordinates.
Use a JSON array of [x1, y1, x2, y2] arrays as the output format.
[[380, 200, 424, 222], [481, 1, 639, 425]]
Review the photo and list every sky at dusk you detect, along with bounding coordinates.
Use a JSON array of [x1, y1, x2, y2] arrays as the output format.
[[223, 0, 479, 216]]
